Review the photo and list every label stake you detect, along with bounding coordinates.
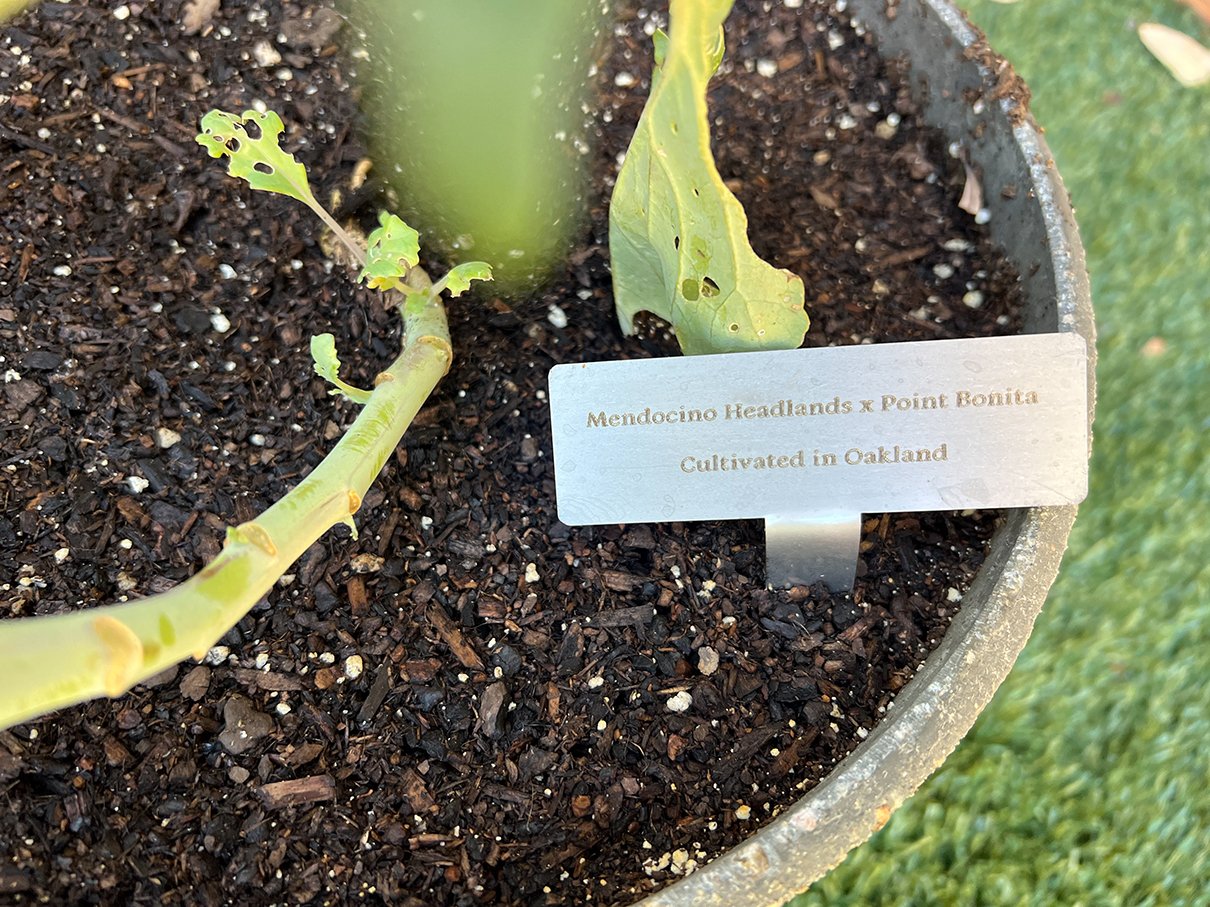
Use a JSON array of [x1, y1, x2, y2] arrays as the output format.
[[765, 513, 862, 591]]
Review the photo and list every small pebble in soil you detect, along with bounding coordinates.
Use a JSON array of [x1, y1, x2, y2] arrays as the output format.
[[126, 476, 149, 494], [933, 263, 955, 279], [210, 312, 231, 333], [734, 804, 752, 821], [349, 554, 384, 574], [252, 40, 282, 67], [204, 646, 230, 666], [962, 290, 985, 309], [697, 646, 720, 676], [547, 304, 568, 328], [666, 691, 693, 713], [219, 696, 274, 755], [525, 563, 540, 584], [344, 655, 364, 680], [154, 427, 182, 449]]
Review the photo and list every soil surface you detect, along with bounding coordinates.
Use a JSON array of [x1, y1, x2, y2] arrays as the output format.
[[1, 2, 1022, 905]]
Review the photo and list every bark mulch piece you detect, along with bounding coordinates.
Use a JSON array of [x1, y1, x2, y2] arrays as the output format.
[[0, 1, 1023, 905]]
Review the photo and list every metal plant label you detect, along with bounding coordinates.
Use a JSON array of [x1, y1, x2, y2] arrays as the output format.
[[548, 333, 1088, 587]]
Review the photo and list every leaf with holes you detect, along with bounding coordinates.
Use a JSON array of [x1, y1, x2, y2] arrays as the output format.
[[608, 0, 808, 356], [195, 109, 318, 207], [359, 212, 421, 291], [438, 261, 494, 297]]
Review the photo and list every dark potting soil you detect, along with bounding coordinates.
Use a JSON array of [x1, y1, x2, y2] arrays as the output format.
[[0, 1, 1025, 905]]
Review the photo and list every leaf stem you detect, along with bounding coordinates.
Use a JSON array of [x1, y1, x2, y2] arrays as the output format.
[[0, 280, 449, 731], [304, 198, 368, 267]]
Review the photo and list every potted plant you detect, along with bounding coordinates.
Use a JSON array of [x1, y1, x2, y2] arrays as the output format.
[[0, 0, 1091, 903]]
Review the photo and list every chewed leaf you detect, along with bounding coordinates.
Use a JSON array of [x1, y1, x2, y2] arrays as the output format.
[[440, 261, 493, 297], [310, 333, 343, 384], [608, 0, 808, 355], [360, 212, 421, 290], [310, 333, 372, 404], [196, 109, 317, 205]]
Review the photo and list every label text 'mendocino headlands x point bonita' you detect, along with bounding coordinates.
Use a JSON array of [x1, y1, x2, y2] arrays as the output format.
[[585, 388, 1040, 429]]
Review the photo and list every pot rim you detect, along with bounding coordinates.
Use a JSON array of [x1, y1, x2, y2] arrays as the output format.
[[639, 1, 1095, 904]]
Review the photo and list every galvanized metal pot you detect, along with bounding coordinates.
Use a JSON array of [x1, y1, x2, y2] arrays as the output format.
[[640, 1, 1096, 903]]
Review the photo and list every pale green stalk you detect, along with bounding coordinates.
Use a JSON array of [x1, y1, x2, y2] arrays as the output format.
[[0, 276, 450, 731]]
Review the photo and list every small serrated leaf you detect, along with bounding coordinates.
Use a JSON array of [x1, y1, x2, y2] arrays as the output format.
[[310, 333, 343, 383], [440, 262, 493, 297], [310, 333, 372, 404], [360, 212, 421, 290], [196, 109, 317, 206]]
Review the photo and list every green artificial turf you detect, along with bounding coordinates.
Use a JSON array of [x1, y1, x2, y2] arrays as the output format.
[[791, 1, 1210, 904]]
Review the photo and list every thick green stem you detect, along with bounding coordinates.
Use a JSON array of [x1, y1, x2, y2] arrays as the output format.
[[0, 284, 450, 731]]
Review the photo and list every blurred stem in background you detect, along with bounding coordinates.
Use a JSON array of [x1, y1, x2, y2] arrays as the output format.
[[342, 1, 610, 293]]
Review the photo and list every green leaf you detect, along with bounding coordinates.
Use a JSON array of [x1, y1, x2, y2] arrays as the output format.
[[608, 0, 808, 355], [359, 212, 421, 290], [439, 261, 493, 297], [310, 333, 372, 405], [196, 109, 317, 207]]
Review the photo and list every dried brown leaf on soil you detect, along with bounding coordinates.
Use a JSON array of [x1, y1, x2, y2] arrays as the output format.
[[1138, 22, 1210, 87]]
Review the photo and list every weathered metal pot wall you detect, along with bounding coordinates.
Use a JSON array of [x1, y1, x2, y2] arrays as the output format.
[[642, 0, 1095, 903]]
